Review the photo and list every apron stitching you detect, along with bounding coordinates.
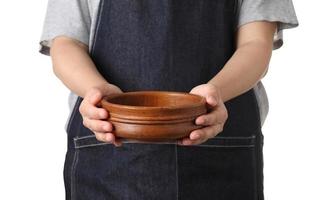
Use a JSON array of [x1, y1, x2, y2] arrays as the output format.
[[74, 135, 256, 148], [199, 0, 205, 78], [75, 143, 110, 149], [74, 135, 255, 140], [73, 135, 95, 140], [120, 140, 178, 145], [193, 144, 255, 148], [253, 138, 259, 199], [75, 143, 255, 149], [175, 144, 179, 200], [91, 0, 105, 56], [210, 136, 256, 139], [70, 149, 79, 200], [248, 85, 264, 199], [74, 141, 177, 149]]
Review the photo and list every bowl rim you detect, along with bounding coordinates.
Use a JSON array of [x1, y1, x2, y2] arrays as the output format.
[[101, 90, 206, 111]]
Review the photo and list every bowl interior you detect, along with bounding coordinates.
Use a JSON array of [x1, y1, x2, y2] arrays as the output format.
[[105, 91, 204, 108]]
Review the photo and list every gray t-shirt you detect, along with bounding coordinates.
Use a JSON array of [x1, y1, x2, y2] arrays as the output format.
[[39, 0, 298, 130]]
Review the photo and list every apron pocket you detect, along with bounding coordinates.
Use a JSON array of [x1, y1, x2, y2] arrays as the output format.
[[177, 135, 259, 200], [71, 134, 178, 200]]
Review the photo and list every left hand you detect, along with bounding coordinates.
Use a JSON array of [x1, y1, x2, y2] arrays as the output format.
[[177, 83, 228, 146]]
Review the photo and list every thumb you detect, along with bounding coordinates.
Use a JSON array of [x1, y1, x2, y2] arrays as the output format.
[[86, 88, 103, 105], [206, 95, 218, 107]]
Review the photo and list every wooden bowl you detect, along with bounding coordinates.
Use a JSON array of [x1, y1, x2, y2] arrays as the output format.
[[100, 91, 207, 141]]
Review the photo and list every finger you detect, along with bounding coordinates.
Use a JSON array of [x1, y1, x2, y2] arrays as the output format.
[[179, 124, 223, 146], [85, 88, 102, 105], [85, 106, 108, 120], [217, 105, 228, 123], [94, 132, 113, 143], [95, 132, 122, 147], [195, 109, 220, 126], [205, 94, 218, 108], [179, 134, 205, 146], [80, 102, 108, 119], [179, 129, 206, 146], [83, 118, 113, 132], [196, 106, 227, 125], [200, 124, 223, 138], [177, 137, 195, 146]]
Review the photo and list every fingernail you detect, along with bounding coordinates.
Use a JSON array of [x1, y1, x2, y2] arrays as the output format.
[[197, 118, 205, 124], [105, 134, 113, 142], [191, 133, 200, 140], [183, 140, 191, 145]]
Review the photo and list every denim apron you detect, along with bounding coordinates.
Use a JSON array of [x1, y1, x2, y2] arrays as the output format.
[[64, 0, 264, 199]]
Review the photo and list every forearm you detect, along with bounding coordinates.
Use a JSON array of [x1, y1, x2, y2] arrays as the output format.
[[50, 36, 109, 97], [208, 40, 272, 102], [208, 22, 276, 102]]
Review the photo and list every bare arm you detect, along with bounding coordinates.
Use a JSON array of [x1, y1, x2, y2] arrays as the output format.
[[180, 21, 276, 145], [50, 36, 116, 97], [208, 21, 277, 102], [50, 36, 122, 146]]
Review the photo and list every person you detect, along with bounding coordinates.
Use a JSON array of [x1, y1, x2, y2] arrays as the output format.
[[40, 0, 298, 199]]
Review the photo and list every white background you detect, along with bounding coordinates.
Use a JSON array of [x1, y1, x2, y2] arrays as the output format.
[[0, 1, 327, 199]]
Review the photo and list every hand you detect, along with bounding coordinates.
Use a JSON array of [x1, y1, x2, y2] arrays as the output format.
[[177, 83, 228, 146], [79, 83, 123, 147]]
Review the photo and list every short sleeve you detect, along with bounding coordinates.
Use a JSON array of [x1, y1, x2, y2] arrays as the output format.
[[39, 0, 91, 55], [237, 0, 299, 50]]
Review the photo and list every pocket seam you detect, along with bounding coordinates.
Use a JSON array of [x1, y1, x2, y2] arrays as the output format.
[[70, 148, 79, 200], [73, 135, 256, 149]]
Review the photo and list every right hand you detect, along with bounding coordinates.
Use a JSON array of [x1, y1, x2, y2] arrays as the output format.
[[79, 83, 123, 147]]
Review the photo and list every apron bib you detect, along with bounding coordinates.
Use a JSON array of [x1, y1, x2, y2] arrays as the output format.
[[64, 0, 264, 199]]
